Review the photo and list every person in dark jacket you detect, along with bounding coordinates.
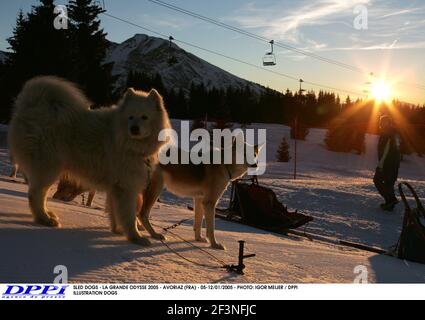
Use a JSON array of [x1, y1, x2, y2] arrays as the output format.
[[373, 115, 401, 211]]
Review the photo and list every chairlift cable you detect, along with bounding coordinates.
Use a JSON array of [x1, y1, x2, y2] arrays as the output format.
[[102, 12, 366, 97], [147, 0, 425, 92], [147, 0, 361, 72], [103, 12, 168, 38]]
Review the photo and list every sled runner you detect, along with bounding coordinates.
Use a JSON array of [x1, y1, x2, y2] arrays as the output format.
[[396, 182, 425, 264], [217, 178, 313, 232]]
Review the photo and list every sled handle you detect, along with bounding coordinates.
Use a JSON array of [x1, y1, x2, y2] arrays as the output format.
[[398, 182, 425, 215], [397, 182, 425, 255]]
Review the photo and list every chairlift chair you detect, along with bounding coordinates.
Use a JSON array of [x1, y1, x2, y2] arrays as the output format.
[[263, 40, 276, 66]]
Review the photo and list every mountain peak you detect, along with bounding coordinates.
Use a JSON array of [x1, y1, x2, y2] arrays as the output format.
[[105, 34, 263, 94]]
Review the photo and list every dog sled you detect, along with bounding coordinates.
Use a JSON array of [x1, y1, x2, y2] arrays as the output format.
[[216, 177, 313, 233], [395, 182, 425, 264]]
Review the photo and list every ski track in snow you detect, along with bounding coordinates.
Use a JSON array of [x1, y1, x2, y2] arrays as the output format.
[[1, 123, 425, 283]]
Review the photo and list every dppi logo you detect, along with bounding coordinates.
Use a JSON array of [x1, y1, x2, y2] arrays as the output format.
[[2, 285, 68, 299]]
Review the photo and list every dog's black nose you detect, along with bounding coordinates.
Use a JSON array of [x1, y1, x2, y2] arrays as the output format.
[[130, 125, 140, 135]]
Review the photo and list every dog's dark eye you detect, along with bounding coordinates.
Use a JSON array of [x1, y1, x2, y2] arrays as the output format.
[[128, 116, 134, 120], [141, 115, 148, 120]]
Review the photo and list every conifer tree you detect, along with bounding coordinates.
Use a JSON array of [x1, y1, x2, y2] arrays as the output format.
[[4, 1, 69, 121], [276, 137, 291, 162], [21, 0, 69, 77], [68, 0, 115, 105]]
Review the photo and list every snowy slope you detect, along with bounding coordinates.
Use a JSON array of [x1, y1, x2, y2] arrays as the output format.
[[1, 177, 424, 284], [162, 121, 425, 250], [252, 125, 425, 249], [1, 122, 425, 283], [105, 34, 264, 93]]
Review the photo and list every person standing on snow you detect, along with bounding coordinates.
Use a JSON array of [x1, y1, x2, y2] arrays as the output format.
[[373, 115, 401, 211]]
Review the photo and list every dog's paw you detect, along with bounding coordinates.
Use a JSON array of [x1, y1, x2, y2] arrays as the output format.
[[195, 236, 208, 243], [129, 236, 152, 247], [151, 233, 166, 241], [35, 215, 61, 228], [210, 242, 226, 250]]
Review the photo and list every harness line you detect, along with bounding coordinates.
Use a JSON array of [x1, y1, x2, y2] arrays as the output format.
[[151, 220, 230, 270]]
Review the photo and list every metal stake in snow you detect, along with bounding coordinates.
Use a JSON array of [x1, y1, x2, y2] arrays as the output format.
[[225, 241, 256, 275], [155, 219, 256, 275]]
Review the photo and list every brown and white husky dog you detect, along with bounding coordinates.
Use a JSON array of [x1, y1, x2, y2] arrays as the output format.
[[139, 138, 263, 250]]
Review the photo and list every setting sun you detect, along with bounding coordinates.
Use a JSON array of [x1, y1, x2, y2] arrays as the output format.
[[371, 80, 392, 103]]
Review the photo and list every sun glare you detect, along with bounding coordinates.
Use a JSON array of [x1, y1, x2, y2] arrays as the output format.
[[371, 80, 391, 103]]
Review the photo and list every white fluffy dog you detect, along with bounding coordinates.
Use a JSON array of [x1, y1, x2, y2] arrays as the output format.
[[8, 76, 170, 245]]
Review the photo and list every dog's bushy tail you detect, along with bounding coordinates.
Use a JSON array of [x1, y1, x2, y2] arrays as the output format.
[[13, 76, 91, 122]]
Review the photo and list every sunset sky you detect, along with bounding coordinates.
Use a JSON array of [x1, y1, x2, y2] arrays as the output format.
[[1, 0, 424, 104]]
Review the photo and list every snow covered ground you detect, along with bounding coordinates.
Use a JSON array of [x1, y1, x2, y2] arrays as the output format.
[[261, 125, 425, 250], [1, 122, 425, 283]]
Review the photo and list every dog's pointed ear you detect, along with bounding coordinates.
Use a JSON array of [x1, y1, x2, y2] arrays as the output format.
[[148, 89, 163, 106], [148, 89, 165, 109], [118, 88, 136, 110], [126, 87, 137, 97]]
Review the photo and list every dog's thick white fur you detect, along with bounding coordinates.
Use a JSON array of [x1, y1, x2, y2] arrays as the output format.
[[8, 76, 170, 245]]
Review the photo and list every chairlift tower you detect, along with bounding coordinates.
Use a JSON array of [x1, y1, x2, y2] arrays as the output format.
[[294, 79, 305, 180], [262, 43, 302, 180], [168, 36, 178, 65]]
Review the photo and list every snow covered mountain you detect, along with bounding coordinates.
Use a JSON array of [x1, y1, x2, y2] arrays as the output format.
[[105, 34, 264, 93]]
